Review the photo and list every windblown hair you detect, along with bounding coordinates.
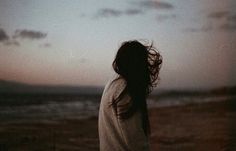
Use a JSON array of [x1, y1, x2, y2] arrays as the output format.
[[112, 40, 162, 136]]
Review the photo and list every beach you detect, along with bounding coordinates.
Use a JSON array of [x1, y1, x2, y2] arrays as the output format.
[[149, 100, 236, 151], [0, 100, 236, 151]]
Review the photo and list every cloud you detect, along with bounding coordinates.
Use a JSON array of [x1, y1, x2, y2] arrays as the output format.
[[220, 23, 236, 32], [94, 8, 144, 19], [0, 28, 19, 46], [208, 11, 236, 32], [3, 40, 20, 46], [0, 28, 9, 42], [135, 1, 174, 10], [208, 11, 229, 19], [13, 29, 47, 40], [125, 9, 143, 15], [95, 8, 123, 18], [208, 11, 236, 22], [92, 1, 174, 19]]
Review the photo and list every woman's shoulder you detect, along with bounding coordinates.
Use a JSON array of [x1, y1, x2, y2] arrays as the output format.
[[105, 73, 127, 99], [108, 74, 132, 116], [112, 74, 126, 86]]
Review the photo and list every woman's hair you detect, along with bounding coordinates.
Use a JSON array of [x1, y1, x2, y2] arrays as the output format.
[[112, 40, 162, 136]]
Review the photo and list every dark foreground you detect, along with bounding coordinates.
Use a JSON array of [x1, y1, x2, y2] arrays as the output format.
[[0, 100, 236, 151]]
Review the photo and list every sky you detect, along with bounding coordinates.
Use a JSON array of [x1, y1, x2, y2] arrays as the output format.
[[0, 0, 236, 89]]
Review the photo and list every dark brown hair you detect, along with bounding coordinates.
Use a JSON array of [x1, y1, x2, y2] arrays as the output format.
[[112, 40, 162, 136]]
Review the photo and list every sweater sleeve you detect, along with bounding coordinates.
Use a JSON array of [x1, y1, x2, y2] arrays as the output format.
[[115, 94, 150, 151]]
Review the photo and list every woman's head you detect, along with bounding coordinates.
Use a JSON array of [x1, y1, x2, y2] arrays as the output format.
[[112, 40, 162, 136], [113, 40, 162, 95]]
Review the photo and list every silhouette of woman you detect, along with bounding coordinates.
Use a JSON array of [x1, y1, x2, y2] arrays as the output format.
[[98, 40, 162, 151]]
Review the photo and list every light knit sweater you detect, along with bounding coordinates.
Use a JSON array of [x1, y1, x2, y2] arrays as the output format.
[[98, 74, 150, 151]]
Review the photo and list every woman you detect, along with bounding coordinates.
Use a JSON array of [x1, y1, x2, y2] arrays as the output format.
[[98, 40, 162, 151]]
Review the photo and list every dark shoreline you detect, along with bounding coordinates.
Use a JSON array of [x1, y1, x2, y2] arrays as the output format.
[[0, 100, 236, 151]]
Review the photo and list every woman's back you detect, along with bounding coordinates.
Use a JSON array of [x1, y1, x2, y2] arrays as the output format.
[[98, 74, 150, 151]]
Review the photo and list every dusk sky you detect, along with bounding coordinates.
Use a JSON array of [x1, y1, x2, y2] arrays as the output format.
[[0, 0, 236, 89]]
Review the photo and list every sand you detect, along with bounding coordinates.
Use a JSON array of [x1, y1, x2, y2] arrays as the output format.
[[149, 100, 236, 151], [0, 100, 235, 151]]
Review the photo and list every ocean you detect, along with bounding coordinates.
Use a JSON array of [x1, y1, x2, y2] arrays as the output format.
[[0, 92, 234, 123]]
